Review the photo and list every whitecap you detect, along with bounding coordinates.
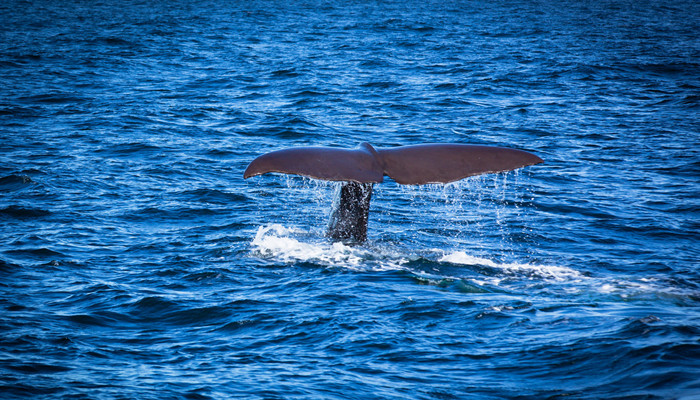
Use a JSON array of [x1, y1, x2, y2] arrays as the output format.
[[439, 251, 584, 281], [250, 224, 409, 270], [249, 226, 693, 302]]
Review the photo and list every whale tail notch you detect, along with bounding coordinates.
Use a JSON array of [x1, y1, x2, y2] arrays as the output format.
[[243, 142, 542, 185]]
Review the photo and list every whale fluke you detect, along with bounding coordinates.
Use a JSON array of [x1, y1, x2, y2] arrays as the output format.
[[378, 144, 543, 185], [243, 142, 384, 183], [244, 142, 542, 185], [244, 142, 542, 242]]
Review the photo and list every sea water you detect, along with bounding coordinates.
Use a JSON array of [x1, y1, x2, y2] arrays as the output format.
[[1, 0, 699, 398]]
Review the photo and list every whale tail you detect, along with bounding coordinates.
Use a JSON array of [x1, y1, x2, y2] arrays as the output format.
[[326, 181, 373, 242], [244, 142, 542, 185], [244, 142, 542, 242]]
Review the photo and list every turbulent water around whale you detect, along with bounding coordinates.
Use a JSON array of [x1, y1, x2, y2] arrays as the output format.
[[1, 0, 699, 399]]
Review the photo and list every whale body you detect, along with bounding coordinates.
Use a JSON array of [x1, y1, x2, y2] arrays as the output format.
[[244, 142, 542, 242]]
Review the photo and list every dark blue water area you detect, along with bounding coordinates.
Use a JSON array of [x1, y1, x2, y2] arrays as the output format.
[[1, 0, 699, 398]]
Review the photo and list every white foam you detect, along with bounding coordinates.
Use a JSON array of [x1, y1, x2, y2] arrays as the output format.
[[597, 277, 665, 297], [250, 224, 406, 269], [249, 225, 689, 301], [439, 251, 584, 281], [438, 253, 692, 300]]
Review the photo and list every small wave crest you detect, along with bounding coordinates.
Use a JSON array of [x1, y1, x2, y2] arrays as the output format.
[[439, 251, 584, 281], [0, 175, 34, 192], [0, 205, 51, 219], [248, 224, 575, 284]]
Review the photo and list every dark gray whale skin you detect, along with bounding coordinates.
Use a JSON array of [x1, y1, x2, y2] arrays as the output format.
[[326, 182, 373, 243], [244, 142, 542, 242]]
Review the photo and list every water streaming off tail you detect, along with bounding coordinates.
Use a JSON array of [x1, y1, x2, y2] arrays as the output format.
[[249, 171, 536, 259]]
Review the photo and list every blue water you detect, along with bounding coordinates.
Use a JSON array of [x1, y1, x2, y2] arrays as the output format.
[[2, 0, 699, 398]]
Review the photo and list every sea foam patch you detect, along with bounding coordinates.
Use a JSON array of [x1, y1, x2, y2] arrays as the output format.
[[250, 226, 686, 301], [439, 251, 584, 281], [438, 252, 692, 301], [250, 224, 580, 281], [250, 224, 407, 269]]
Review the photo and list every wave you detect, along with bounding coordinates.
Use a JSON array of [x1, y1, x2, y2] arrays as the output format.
[[250, 224, 391, 269], [439, 251, 583, 281], [17, 93, 89, 105], [0, 175, 34, 192], [0, 205, 50, 219], [249, 224, 570, 280], [178, 188, 249, 204], [248, 224, 698, 303]]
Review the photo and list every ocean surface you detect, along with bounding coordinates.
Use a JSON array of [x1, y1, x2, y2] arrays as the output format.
[[1, 0, 699, 398]]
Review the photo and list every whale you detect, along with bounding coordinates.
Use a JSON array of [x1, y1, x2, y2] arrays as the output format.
[[244, 142, 542, 242]]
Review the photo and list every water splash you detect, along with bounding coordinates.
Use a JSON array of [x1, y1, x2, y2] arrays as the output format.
[[250, 224, 408, 269], [248, 224, 696, 305]]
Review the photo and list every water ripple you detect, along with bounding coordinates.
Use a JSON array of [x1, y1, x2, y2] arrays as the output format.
[[1, 0, 699, 398]]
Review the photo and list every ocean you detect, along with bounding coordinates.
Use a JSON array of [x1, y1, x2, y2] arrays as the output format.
[[1, 0, 699, 398]]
